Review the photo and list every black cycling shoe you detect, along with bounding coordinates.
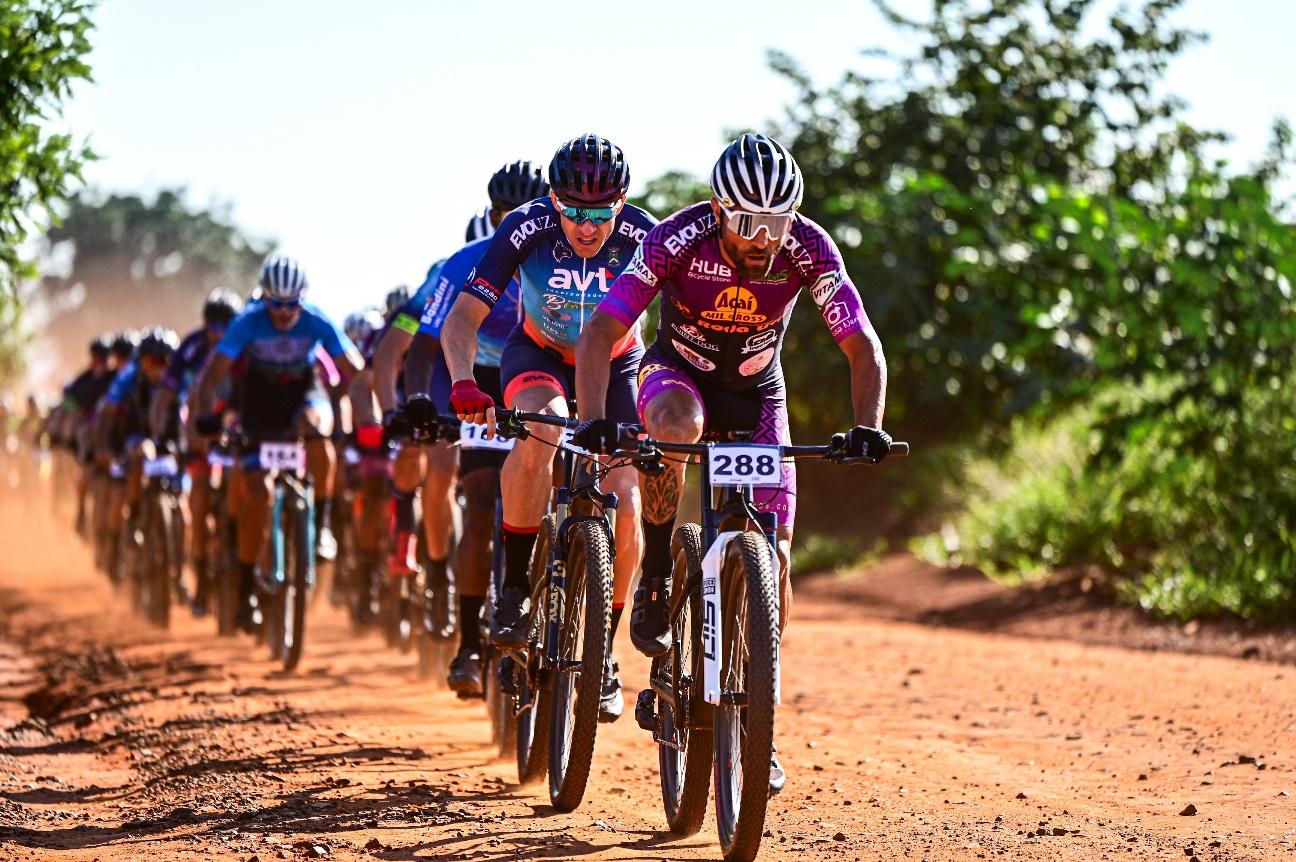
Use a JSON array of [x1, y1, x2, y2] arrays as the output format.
[[630, 578, 672, 657], [598, 657, 623, 723], [497, 657, 518, 695], [634, 689, 657, 732], [768, 745, 786, 797], [448, 647, 483, 698], [490, 586, 530, 648]]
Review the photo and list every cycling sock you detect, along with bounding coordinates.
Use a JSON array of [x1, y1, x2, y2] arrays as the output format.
[[502, 523, 539, 592], [316, 499, 333, 533], [393, 489, 415, 533], [459, 595, 484, 650], [640, 518, 676, 583], [610, 603, 625, 639]]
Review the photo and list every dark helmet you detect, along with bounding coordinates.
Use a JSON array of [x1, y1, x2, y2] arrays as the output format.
[[203, 287, 244, 328], [465, 208, 494, 242], [136, 327, 179, 361], [384, 285, 410, 318], [110, 330, 139, 359], [710, 133, 804, 214], [89, 334, 112, 359], [488, 160, 549, 210], [548, 134, 630, 206]]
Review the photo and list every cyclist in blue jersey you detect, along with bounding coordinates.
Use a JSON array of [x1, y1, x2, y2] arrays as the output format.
[[188, 256, 364, 632], [440, 135, 657, 720], [92, 328, 180, 581], [400, 219, 532, 694], [149, 289, 243, 614]]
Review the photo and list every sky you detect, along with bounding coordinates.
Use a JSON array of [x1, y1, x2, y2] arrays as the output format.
[[52, 0, 1296, 319]]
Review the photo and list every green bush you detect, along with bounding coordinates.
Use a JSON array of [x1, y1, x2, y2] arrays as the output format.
[[922, 382, 1296, 620]]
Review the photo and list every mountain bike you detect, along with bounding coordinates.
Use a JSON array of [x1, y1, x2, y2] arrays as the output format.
[[237, 433, 316, 672], [625, 430, 907, 861], [204, 445, 241, 636], [492, 408, 616, 812], [132, 446, 186, 628]]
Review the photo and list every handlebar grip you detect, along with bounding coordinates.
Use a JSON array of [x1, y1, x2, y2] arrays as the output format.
[[888, 441, 910, 457]]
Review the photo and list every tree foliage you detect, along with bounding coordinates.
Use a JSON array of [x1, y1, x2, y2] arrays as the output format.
[[35, 188, 271, 372], [635, 0, 1296, 615], [0, 0, 95, 382]]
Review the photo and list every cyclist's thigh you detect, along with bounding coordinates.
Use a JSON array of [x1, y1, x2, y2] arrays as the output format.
[[637, 345, 706, 434]]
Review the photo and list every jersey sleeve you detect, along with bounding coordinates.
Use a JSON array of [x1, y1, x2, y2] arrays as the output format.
[[215, 312, 255, 359], [393, 260, 446, 335], [462, 203, 546, 308], [312, 309, 360, 362], [103, 366, 135, 406], [599, 236, 667, 328], [161, 338, 192, 392], [416, 265, 462, 340], [799, 223, 870, 344]]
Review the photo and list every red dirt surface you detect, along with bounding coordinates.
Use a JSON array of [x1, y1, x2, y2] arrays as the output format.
[[2, 494, 1294, 861]]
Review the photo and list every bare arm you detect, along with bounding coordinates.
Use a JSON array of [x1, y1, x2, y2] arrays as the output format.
[[371, 327, 413, 414], [839, 329, 887, 428], [574, 309, 631, 421], [404, 331, 442, 400], [347, 368, 378, 427], [189, 353, 233, 432], [440, 295, 490, 383], [149, 388, 176, 441]]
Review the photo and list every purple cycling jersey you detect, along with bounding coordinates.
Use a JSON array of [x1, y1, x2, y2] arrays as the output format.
[[599, 202, 871, 390]]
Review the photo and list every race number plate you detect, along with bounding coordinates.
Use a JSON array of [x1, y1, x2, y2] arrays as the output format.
[[259, 442, 306, 474], [142, 454, 179, 478], [459, 422, 515, 451], [706, 444, 782, 488]]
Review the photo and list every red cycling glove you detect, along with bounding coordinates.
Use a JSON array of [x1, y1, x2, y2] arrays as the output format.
[[354, 422, 384, 453], [449, 379, 494, 421]]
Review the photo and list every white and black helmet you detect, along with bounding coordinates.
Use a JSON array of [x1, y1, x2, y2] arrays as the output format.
[[258, 255, 308, 302], [465, 208, 495, 242], [710, 133, 804, 214]]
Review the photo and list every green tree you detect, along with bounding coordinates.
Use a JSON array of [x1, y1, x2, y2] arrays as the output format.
[[35, 188, 271, 372], [0, 0, 95, 383]]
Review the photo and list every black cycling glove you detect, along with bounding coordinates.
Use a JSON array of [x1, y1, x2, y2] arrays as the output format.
[[570, 418, 623, 455], [382, 407, 411, 444], [845, 425, 893, 461], [402, 393, 437, 432]]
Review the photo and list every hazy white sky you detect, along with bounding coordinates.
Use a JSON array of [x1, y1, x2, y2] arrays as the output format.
[[55, 0, 1295, 318]]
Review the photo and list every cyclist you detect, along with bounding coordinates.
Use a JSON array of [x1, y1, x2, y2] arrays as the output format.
[[573, 134, 892, 790], [93, 328, 181, 581], [441, 135, 657, 720], [188, 256, 364, 632], [150, 289, 244, 613], [379, 166, 548, 692], [50, 335, 116, 533]]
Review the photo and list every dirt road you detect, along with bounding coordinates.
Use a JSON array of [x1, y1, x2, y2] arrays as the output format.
[[2, 496, 1293, 861]]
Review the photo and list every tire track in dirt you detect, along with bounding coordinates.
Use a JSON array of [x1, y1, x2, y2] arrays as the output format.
[[1, 495, 1293, 861]]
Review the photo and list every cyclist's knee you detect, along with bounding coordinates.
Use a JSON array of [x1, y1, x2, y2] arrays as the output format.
[[242, 471, 271, 506], [644, 391, 704, 442]]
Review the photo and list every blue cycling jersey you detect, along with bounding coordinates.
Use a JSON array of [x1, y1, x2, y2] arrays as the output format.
[[391, 258, 448, 337], [104, 361, 141, 407], [417, 236, 519, 368], [463, 197, 657, 363], [215, 302, 358, 382]]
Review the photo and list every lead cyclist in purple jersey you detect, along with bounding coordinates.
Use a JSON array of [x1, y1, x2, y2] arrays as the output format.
[[575, 135, 894, 791]]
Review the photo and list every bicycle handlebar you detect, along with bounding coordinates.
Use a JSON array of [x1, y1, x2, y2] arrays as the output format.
[[492, 408, 909, 462]]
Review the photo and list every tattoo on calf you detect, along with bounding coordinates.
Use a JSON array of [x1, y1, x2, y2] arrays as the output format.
[[643, 465, 683, 526]]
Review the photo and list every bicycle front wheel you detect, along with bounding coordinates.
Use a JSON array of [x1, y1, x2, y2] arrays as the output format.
[[547, 518, 612, 812], [713, 530, 778, 862], [281, 487, 312, 672], [659, 523, 712, 835]]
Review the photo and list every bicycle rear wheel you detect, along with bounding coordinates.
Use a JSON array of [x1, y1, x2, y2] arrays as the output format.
[[713, 530, 778, 862], [658, 523, 712, 835], [547, 518, 612, 812], [514, 514, 555, 782]]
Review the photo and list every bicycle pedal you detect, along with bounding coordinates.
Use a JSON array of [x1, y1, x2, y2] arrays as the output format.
[[634, 689, 658, 732]]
